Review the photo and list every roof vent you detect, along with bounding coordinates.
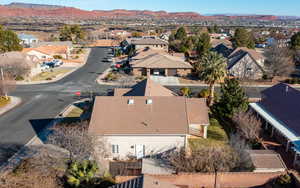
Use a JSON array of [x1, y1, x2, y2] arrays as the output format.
[[286, 86, 289, 93], [146, 99, 153, 104], [128, 99, 134, 105]]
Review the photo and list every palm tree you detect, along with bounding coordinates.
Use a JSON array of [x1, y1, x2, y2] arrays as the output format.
[[66, 160, 98, 187], [199, 51, 227, 106]]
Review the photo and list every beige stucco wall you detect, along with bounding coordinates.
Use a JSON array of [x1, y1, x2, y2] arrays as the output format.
[[102, 135, 186, 159], [177, 68, 192, 76]]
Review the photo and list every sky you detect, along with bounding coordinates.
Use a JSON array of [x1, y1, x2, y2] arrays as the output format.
[[1, 0, 300, 16]]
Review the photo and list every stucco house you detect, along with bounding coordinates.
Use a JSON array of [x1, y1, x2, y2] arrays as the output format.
[[250, 83, 300, 167], [18, 33, 39, 47], [89, 78, 209, 160], [227, 47, 265, 80], [123, 37, 168, 50], [131, 53, 192, 77], [22, 45, 71, 60]]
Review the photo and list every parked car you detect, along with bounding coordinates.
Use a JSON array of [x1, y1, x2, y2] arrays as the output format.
[[53, 59, 63, 67], [41, 64, 50, 71]]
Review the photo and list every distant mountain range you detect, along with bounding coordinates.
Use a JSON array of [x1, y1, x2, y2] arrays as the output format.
[[0, 2, 298, 21]]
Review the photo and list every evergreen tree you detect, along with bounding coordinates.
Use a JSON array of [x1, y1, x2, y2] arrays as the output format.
[[0, 26, 22, 53], [232, 28, 255, 49], [213, 78, 249, 118], [175, 27, 187, 41], [196, 32, 211, 57], [59, 25, 85, 44], [291, 32, 300, 50]]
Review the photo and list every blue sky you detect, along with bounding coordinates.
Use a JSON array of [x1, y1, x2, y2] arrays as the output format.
[[1, 0, 300, 16]]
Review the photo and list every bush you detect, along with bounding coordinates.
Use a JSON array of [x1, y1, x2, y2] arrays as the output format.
[[15, 75, 24, 81], [53, 55, 63, 59], [285, 78, 300, 84], [0, 96, 11, 107], [105, 72, 118, 81], [198, 89, 210, 98], [272, 174, 293, 188], [46, 77, 52, 81]]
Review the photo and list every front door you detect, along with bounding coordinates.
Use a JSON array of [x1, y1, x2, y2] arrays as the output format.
[[135, 144, 145, 159]]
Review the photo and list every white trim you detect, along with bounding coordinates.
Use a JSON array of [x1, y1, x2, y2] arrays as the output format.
[[250, 103, 300, 142]]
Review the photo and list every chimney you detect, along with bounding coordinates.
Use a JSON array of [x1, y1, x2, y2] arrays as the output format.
[[128, 99, 134, 105]]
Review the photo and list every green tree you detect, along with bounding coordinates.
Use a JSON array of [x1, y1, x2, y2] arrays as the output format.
[[291, 32, 300, 50], [198, 51, 227, 106], [66, 160, 98, 188], [0, 26, 22, 53], [179, 87, 192, 97], [213, 78, 249, 118], [175, 27, 187, 41], [232, 28, 255, 49], [196, 32, 211, 57], [59, 25, 85, 44]]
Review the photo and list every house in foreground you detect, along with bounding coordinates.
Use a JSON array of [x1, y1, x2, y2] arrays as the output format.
[[131, 53, 193, 77], [250, 83, 300, 166], [89, 78, 209, 160], [22, 45, 71, 60]]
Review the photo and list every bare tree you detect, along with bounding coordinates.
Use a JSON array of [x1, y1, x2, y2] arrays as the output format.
[[232, 111, 262, 143], [264, 45, 295, 77], [167, 146, 239, 173], [0, 72, 16, 99], [47, 121, 106, 162]]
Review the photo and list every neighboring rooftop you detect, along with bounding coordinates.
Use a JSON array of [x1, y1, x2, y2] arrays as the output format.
[[248, 150, 286, 172], [132, 53, 192, 69], [127, 38, 168, 46], [23, 45, 69, 55], [18, 33, 38, 40], [228, 47, 264, 61], [88, 96, 209, 135], [258, 83, 300, 137], [114, 78, 176, 97], [30, 41, 73, 48]]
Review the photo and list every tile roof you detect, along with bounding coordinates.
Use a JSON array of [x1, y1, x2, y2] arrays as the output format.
[[258, 83, 300, 137], [30, 41, 73, 48], [128, 38, 168, 45], [88, 96, 209, 135], [132, 53, 192, 69], [22, 45, 69, 56], [114, 78, 176, 97]]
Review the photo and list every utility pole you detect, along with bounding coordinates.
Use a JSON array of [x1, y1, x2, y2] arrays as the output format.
[[0, 67, 7, 100]]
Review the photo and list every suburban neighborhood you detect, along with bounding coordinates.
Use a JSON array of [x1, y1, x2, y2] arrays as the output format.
[[1, 1, 300, 188]]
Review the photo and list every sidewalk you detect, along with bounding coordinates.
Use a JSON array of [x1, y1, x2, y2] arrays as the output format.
[[0, 96, 21, 116], [16, 48, 91, 85]]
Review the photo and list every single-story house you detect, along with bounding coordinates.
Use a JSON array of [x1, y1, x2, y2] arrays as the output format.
[[30, 41, 73, 49], [227, 47, 265, 80], [18, 33, 39, 46], [0, 52, 41, 77], [250, 83, 300, 166], [22, 45, 71, 60], [89, 78, 209, 160], [124, 37, 168, 50], [131, 53, 192, 77]]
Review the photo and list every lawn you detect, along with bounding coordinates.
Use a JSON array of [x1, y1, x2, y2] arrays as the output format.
[[30, 67, 75, 81], [66, 106, 84, 118], [0, 96, 11, 108], [189, 118, 229, 150]]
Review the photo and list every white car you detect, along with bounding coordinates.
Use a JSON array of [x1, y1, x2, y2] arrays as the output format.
[[41, 64, 50, 71]]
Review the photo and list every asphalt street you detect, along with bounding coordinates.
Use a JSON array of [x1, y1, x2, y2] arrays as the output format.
[[0, 46, 267, 162]]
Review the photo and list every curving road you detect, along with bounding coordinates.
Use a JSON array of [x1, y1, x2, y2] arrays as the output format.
[[0, 46, 267, 162]]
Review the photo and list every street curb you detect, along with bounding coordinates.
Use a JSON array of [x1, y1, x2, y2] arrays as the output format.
[[0, 96, 22, 116], [16, 48, 91, 85], [0, 99, 88, 176]]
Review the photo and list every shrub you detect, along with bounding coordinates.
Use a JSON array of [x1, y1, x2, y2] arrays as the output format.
[[46, 77, 52, 80], [198, 89, 210, 98], [285, 78, 300, 84], [273, 174, 293, 188], [15, 75, 24, 81], [0, 96, 10, 107], [105, 72, 118, 81], [53, 55, 63, 59]]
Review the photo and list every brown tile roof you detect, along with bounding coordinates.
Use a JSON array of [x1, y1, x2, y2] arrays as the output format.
[[115, 78, 176, 97], [129, 38, 168, 45], [132, 54, 192, 69], [248, 150, 286, 170], [88, 96, 209, 135], [229, 47, 264, 61], [23, 45, 69, 55]]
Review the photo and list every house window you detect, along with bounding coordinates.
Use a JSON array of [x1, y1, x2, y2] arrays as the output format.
[[112, 145, 119, 154]]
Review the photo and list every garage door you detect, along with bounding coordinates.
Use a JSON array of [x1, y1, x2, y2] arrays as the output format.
[[168, 69, 177, 76]]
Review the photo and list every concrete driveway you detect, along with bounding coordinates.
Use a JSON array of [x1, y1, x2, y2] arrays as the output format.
[[150, 76, 180, 85]]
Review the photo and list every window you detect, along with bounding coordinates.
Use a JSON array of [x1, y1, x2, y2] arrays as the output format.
[[112, 145, 119, 154]]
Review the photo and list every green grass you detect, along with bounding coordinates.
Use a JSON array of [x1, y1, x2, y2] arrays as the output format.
[[66, 106, 84, 118], [0, 96, 11, 108], [189, 118, 229, 150], [31, 67, 74, 81]]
